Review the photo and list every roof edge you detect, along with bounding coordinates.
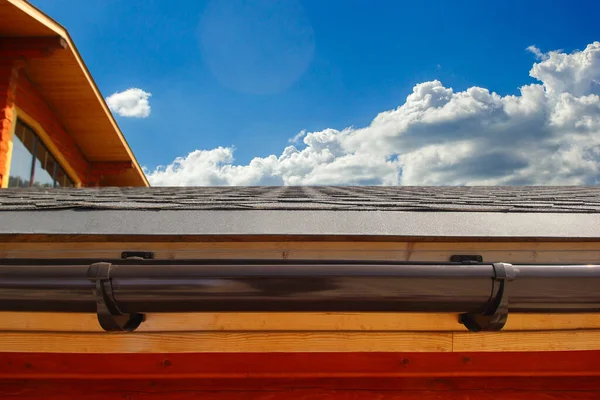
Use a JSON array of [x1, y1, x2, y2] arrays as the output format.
[[1, 210, 600, 239]]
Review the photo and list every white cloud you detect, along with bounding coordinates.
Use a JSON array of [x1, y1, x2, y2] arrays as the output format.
[[526, 45, 546, 60], [289, 130, 307, 144], [147, 41, 600, 186], [106, 88, 152, 118]]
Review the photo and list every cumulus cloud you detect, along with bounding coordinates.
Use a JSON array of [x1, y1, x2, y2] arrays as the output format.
[[147, 42, 600, 186], [106, 88, 152, 118]]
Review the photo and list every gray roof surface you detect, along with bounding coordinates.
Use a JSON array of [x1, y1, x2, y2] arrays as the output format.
[[2, 186, 600, 238], [1, 186, 600, 212]]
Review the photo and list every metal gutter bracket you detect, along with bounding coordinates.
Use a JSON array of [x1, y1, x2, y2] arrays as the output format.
[[87, 262, 145, 332], [459, 262, 515, 332], [450, 255, 483, 263]]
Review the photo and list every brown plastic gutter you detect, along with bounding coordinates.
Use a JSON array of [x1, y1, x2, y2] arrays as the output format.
[[0, 259, 599, 332]]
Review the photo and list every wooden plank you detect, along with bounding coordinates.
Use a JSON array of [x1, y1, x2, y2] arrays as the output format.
[[2, 312, 600, 332], [453, 330, 600, 352], [1, 240, 599, 264], [0, 332, 452, 353], [2, 351, 599, 379], [2, 352, 599, 400], [2, 330, 600, 353], [1, 379, 598, 400]]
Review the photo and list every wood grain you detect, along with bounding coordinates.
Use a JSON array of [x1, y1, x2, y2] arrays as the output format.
[[3, 351, 599, 379], [2, 330, 600, 353], [1, 381, 598, 400], [2, 312, 600, 332], [453, 330, 600, 352], [1, 240, 600, 263], [3, 377, 600, 391], [2, 352, 599, 399], [0, 332, 452, 353]]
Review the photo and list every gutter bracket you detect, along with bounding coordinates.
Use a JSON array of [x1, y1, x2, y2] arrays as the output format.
[[450, 255, 483, 263], [459, 262, 515, 332], [88, 262, 145, 332], [121, 251, 154, 260]]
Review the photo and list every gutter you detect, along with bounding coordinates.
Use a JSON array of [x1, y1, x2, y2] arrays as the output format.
[[1, 259, 599, 332]]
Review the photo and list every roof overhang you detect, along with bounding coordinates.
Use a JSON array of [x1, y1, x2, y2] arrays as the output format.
[[0, 0, 149, 186]]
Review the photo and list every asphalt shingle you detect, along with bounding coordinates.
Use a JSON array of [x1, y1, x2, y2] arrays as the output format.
[[1, 186, 600, 213]]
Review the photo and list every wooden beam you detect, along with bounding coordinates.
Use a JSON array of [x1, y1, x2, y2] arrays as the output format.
[[0, 36, 68, 59]]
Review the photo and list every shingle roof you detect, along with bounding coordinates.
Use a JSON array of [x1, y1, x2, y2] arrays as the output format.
[[1, 186, 600, 213]]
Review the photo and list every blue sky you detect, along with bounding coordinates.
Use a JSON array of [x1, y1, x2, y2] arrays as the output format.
[[30, 0, 600, 186]]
